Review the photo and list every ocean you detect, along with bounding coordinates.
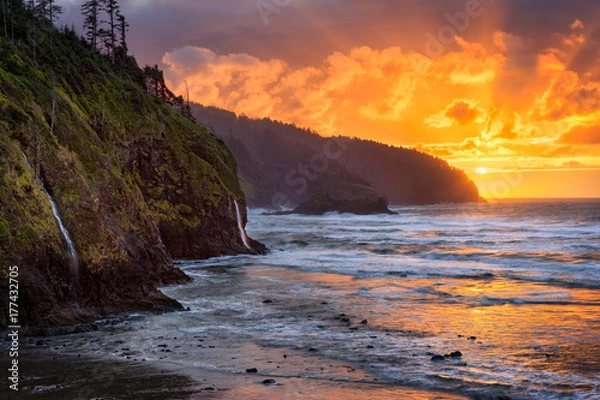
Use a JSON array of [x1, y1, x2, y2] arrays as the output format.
[[163, 200, 600, 399], [14, 200, 598, 399]]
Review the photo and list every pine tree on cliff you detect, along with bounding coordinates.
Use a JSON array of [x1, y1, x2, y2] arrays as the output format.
[[81, 0, 100, 49], [2, 0, 13, 42], [116, 10, 128, 51], [36, 0, 61, 51], [143, 64, 169, 100], [35, 0, 61, 23], [8, 0, 15, 42], [180, 80, 195, 122], [27, 0, 37, 69], [99, 0, 119, 63]]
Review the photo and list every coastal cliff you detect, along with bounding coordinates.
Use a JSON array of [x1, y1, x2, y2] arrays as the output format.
[[0, 12, 261, 331]]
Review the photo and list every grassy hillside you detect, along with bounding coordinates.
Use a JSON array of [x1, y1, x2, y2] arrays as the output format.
[[0, 3, 259, 330]]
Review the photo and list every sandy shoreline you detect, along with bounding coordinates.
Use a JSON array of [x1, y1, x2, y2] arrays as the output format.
[[1, 316, 469, 400]]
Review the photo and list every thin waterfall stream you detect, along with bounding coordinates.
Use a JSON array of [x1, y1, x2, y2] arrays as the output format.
[[234, 199, 252, 251], [23, 152, 79, 297]]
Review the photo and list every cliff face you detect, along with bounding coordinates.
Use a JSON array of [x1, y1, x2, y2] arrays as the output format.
[[0, 26, 260, 330], [130, 135, 259, 259]]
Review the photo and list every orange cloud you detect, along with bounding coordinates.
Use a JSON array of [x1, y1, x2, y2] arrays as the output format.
[[163, 39, 503, 140], [570, 19, 585, 31], [443, 38, 503, 85], [493, 32, 528, 53], [162, 47, 286, 117], [425, 98, 485, 128], [560, 124, 600, 144], [160, 22, 600, 194], [535, 72, 600, 121], [495, 120, 518, 140], [538, 51, 566, 76]]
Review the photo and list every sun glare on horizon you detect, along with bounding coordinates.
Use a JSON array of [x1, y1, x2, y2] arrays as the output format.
[[475, 167, 488, 174]]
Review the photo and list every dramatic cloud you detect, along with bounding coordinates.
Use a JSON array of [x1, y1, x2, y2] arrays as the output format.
[[535, 73, 600, 121], [163, 47, 286, 117], [163, 45, 436, 134], [57, 0, 600, 196], [425, 99, 486, 128], [161, 16, 600, 180]]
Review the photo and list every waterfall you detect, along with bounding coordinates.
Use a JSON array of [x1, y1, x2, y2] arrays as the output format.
[[23, 152, 32, 169], [234, 200, 252, 251], [22, 152, 79, 286], [39, 183, 79, 280]]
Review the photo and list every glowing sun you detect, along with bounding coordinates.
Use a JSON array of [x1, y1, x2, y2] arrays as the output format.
[[475, 167, 488, 174]]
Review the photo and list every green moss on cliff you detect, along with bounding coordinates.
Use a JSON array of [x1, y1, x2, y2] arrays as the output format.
[[0, 7, 253, 330]]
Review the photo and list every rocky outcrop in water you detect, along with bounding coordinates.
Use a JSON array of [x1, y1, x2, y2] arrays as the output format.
[[287, 184, 395, 215]]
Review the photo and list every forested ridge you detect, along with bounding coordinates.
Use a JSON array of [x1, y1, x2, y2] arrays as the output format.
[[192, 104, 482, 208]]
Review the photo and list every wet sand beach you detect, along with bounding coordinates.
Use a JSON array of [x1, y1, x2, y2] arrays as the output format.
[[1, 320, 467, 400]]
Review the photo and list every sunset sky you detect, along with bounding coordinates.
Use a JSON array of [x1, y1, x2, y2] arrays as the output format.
[[60, 0, 600, 198]]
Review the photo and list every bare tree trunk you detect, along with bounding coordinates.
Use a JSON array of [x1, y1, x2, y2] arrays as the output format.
[[49, 1, 53, 52], [31, 0, 37, 70], [9, 0, 13, 43], [108, 4, 115, 64], [100, 94, 105, 136], [2, 0, 7, 38], [35, 124, 40, 181], [50, 69, 57, 135], [185, 80, 190, 109]]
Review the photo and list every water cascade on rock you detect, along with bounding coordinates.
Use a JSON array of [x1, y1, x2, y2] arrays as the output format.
[[234, 200, 252, 251], [23, 152, 79, 294]]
